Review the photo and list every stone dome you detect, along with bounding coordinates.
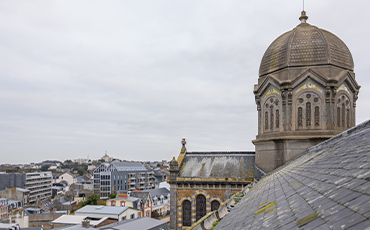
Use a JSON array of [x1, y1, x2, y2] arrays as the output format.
[[259, 12, 354, 77]]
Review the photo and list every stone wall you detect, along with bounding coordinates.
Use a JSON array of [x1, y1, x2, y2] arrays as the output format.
[[173, 182, 248, 230]]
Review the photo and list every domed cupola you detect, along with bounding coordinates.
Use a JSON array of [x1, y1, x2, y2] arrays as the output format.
[[253, 11, 360, 173], [259, 11, 354, 77]]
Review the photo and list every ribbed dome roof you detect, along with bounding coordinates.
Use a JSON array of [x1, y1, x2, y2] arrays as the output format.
[[259, 13, 354, 77]]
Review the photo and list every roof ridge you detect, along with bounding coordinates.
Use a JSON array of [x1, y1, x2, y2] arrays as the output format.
[[307, 119, 370, 152]]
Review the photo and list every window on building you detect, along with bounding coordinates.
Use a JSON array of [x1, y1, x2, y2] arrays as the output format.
[[211, 200, 220, 211], [314, 106, 320, 127], [346, 109, 350, 128], [276, 109, 279, 129], [342, 103, 345, 128], [270, 106, 274, 130], [306, 102, 311, 127], [265, 111, 268, 130], [130, 214, 135, 219], [337, 107, 341, 127], [298, 107, 303, 127], [182, 200, 191, 227], [196, 195, 206, 221]]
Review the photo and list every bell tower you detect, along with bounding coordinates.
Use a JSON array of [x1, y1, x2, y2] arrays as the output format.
[[253, 11, 360, 173]]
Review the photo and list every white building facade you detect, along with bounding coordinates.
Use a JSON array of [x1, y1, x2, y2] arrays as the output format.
[[26, 172, 52, 203]]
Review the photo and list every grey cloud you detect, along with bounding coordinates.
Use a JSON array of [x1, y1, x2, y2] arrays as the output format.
[[0, 0, 369, 163]]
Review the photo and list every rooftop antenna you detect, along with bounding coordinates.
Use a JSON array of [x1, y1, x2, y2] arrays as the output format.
[[299, 0, 308, 23]]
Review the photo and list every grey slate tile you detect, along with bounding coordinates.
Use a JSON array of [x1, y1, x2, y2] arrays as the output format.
[[347, 220, 370, 230], [299, 218, 326, 230], [213, 123, 370, 230], [328, 213, 367, 229]]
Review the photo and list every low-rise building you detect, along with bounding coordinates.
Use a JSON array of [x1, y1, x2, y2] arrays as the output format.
[[7, 200, 22, 212], [141, 188, 170, 216], [0, 187, 30, 206], [106, 192, 151, 218], [51, 217, 168, 230], [0, 198, 9, 220], [54, 173, 75, 185], [52, 215, 116, 229], [129, 192, 152, 218], [99, 217, 168, 230], [74, 205, 139, 221]]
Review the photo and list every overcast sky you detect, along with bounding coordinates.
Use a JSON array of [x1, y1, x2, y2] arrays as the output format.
[[1, 0, 369, 164]]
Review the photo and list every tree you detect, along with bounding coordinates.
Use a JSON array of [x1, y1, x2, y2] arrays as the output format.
[[64, 159, 72, 164], [86, 194, 99, 205], [77, 169, 84, 176], [41, 165, 50, 171], [108, 193, 117, 199], [79, 194, 99, 208]]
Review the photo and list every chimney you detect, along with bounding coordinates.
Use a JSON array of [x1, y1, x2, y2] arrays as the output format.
[[82, 220, 90, 228]]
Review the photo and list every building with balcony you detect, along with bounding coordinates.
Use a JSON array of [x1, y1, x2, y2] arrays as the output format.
[[93, 162, 154, 199], [0, 172, 52, 203], [25, 172, 52, 203]]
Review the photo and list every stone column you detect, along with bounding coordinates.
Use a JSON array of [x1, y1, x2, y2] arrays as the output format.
[[287, 88, 293, 131], [169, 157, 179, 230], [256, 97, 261, 135]]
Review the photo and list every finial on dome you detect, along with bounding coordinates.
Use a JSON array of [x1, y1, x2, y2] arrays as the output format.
[[299, 11, 308, 23]]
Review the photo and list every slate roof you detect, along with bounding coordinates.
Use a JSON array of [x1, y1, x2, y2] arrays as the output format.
[[214, 120, 370, 230], [130, 192, 150, 204], [111, 162, 148, 171], [179, 152, 262, 179], [141, 188, 170, 199]]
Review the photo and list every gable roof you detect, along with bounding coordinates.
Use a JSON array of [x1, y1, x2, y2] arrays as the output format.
[[141, 188, 170, 199], [179, 152, 262, 179], [214, 120, 370, 229], [129, 192, 150, 203]]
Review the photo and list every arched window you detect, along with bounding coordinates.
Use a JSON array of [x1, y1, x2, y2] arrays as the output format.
[[337, 107, 341, 127], [314, 106, 320, 127], [182, 200, 191, 226], [346, 109, 350, 128], [265, 111, 268, 130], [276, 110, 280, 128], [211, 200, 220, 211], [298, 107, 303, 127], [270, 106, 274, 130], [342, 103, 345, 128], [196, 195, 206, 221], [306, 102, 311, 127]]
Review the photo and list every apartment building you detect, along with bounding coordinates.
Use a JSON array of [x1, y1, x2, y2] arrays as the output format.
[[26, 172, 52, 203], [0, 172, 51, 203], [93, 162, 155, 199]]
